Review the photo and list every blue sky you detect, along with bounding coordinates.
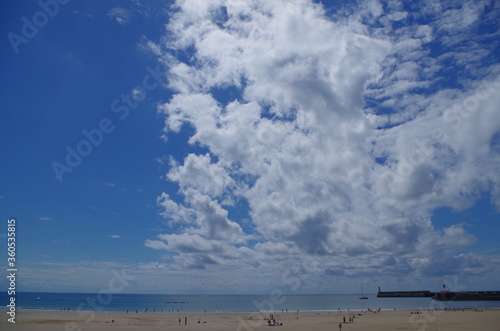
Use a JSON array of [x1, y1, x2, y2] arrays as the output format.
[[0, 0, 499, 295]]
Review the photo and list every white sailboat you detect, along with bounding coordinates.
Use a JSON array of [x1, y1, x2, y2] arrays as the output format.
[[359, 283, 368, 299]]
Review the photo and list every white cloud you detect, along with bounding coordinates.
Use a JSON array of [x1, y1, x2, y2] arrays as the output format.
[[147, 0, 500, 292], [167, 153, 235, 198], [131, 87, 145, 100], [73, 11, 93, 18], [138, 36, 162, 56], [107, 7, 133, 25], [157, 192, 196, 224]]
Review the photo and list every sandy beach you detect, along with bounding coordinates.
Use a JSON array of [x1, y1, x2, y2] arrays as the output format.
[[2, 308, 499, 331]]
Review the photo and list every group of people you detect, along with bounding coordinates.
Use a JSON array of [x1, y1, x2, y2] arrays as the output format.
[[365, 308, 382, 312], [338, 312, 360, 329], [265, 314, 283, 326], [267, 320, 283, 326], [126, 308, 183, 313], [176, 317, 207, 325], [338, 313, 356, 329], [341, 313, 356, 323]]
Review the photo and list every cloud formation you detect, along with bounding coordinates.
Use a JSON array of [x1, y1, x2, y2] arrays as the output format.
[[149, 0, 500, 292], [107, 7, 133, 25]]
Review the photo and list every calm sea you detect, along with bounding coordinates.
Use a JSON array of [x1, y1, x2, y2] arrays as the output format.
[[1, 292, 498, 313]]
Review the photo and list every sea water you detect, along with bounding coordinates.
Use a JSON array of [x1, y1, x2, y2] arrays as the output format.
[[1, 292, 498, 313]]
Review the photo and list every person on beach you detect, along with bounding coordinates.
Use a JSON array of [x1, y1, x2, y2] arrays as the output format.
[[339, 322, 342, 329]]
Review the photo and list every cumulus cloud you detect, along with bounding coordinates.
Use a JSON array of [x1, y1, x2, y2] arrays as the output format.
[[147, 0, 500, 291]]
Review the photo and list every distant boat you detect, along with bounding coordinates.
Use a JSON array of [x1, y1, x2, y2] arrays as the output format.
[[36, 297, 40, 301], [359, 284, 368, 299]]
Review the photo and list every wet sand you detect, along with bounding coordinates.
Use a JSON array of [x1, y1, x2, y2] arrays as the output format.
[[1, 308, 499, 330]]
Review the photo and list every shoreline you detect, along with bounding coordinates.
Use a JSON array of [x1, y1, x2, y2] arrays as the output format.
[[1, 303, 499, 314], [1, 307, 499, 331], [9, 306, 498, 313]]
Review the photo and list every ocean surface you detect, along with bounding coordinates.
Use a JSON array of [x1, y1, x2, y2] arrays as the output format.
[[2, 292, 499, 313]]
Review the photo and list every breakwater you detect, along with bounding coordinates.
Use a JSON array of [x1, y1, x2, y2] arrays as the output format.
[[377, 287, 500, 301]]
